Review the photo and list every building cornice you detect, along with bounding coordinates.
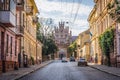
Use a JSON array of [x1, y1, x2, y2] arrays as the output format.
[[88, 5, 96, 21], [30, 0, 39, 13], [94, 0, 98, 3]]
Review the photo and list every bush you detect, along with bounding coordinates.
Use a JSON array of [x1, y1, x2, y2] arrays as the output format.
[[31, 56, 35, 65], [99, 28, 114, 66]]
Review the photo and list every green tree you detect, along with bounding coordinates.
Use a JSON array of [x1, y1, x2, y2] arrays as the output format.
[[36, 22, 58, 60], [67, 42, 77, 57]]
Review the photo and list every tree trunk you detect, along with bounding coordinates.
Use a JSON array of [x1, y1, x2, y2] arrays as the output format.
[[107, 53, 111, 66]]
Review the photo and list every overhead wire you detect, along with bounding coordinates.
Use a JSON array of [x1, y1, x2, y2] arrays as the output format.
[[72, 0, 82, 23], [68, 0, 75, 30], [65, 0, 68, 20], [60, 0, 63, 21], [69, 0, 75, 23]]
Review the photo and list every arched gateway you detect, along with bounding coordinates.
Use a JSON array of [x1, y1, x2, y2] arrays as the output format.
[[59, 49, 66, 59]]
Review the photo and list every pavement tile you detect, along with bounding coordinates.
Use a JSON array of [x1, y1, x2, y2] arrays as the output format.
[[88, 63, 120, 77]]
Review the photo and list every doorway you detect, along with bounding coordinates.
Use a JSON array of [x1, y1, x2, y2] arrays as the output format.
[[1, 32, 5, 72]]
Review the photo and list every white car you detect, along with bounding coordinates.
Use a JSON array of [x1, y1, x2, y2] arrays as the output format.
[[62, 57, 68, 62]]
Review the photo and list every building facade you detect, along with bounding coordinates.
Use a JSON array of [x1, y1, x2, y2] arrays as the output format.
[[88, 0, 119, 65], [21, 0, 38, 67], [76, 29, 90, 61], [36, 40, 42, 64], [0, 0, 24, 73], [54, 22, 72, 59], [0, 0, 42, 73]]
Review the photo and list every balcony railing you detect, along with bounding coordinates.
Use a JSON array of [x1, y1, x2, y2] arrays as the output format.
[[0, 11, 16, 27], [16, 0, 24, 11], [26, 6, 33, 15], [16, 25, 24, 37]]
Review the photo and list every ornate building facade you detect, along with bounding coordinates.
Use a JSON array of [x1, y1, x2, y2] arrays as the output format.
[[54, 22, 72, 59], [88, 0, 120, 66], [0, 0, 23, 73], [0, 0, 42, 73], [22, 0, 38, 67]]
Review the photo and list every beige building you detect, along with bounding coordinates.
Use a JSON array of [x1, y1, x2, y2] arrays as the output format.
[[36, 40, 42, 64], [19, 0, 39, 67], [88, 0, 117, 65], [76, 29, 90, 61]]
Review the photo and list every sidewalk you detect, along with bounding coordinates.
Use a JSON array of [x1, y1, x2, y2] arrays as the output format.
[[88, 63, 120, 77], [0, 60, 53, 80]]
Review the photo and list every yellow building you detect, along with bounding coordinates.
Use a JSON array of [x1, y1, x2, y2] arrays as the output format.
[[88, 0, 116, 64], [36, 40, 42, 64], [76, 29, 90, 61], [23, 0, 38, 66]]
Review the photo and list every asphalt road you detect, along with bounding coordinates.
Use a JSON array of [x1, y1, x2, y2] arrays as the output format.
[[19, 60, 120, 80]]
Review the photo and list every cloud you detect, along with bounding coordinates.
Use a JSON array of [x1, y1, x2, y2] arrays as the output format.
[[35, 0, 94, 36]]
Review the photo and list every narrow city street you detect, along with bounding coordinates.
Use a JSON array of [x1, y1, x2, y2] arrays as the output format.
[[19, 60, 120, 80]]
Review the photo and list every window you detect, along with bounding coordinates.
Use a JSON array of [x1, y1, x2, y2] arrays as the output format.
[[6, 34, 9, 55], [119, 38, 120, 54], [0, 0, 10, 11], [61, 35, 63, 38], [10, 37, 12, 55], [56, 35, 58, 37], [15, 39, 17, 56], [23, 13, 25, 26]]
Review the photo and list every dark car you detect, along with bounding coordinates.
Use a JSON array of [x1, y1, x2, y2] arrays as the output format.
[[70, 57, 75, 62], [78, 58, 87, 66]]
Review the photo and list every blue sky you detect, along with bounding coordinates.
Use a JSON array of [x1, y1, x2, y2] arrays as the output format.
[[35, 0, 94, 36]]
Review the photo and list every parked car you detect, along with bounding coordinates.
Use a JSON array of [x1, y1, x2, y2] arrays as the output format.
[[70, 57, 75, 62], [62, 57, 68, 62], [78, 58, 87, 66]]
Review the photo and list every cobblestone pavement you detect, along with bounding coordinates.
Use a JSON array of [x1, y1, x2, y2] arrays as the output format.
[[19, 61, 120, 80]]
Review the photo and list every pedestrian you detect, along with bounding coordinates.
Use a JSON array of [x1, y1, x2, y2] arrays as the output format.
[[95, 53, 98, 63]]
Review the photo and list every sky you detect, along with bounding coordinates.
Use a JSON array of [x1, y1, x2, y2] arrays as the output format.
[[34, 0, 94, 36]]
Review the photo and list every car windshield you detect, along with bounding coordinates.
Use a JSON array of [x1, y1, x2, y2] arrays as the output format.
[[70, 57, 74, 59], [79, 58, 86, 61], [80, 58, 85, 60]]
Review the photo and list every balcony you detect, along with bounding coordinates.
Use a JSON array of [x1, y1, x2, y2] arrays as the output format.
[[0, 11, 16, 27], [94, 0, 98, 3], [26, 6, 33, 15], [16, 0, 24, 11], [32, 16, 38, 24], [16, 25, 24, 37]]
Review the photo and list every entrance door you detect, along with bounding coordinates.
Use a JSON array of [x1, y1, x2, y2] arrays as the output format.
[[1, 32, 5, 72]]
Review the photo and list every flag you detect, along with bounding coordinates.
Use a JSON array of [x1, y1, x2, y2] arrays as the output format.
[[89, 31, 92, 36]]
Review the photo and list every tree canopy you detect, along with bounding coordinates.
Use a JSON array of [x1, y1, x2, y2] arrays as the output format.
[[67, 42, 77, 57], [37, 22, 58, 56]]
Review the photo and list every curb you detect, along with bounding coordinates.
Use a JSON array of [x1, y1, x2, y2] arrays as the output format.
[[89, 65, 120, 77], [13, 60, 54, 80]]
